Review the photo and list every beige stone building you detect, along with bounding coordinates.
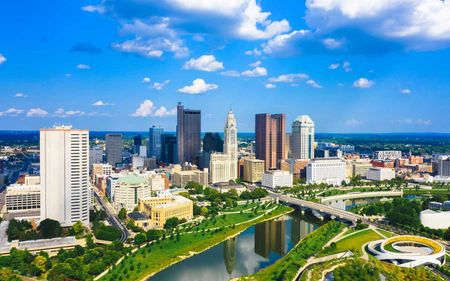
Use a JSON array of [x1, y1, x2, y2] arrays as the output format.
[[172, 169, 208, 188], [138, 195, 193, 228], [243, 158, 265, 183]]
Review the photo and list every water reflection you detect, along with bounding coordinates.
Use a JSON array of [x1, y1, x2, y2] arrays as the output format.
[[149, 211, 322, 281]]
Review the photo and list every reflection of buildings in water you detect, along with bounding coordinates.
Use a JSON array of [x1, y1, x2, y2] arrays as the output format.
[[224, 237, 237, 276], [291, 217, 315, 245], [254, 218, 285, 259]]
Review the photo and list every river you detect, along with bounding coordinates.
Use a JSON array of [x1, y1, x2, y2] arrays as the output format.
[[148, 210, 323, 281]]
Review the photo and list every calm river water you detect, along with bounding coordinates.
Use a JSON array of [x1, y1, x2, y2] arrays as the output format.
[[149, 211, 323, 281]]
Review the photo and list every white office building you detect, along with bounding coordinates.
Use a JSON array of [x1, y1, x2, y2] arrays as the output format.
[[40, 126, 90, 226], [306, 158, 346, 185], [292, 115, 315, 160], [132, 155, 145, 170], [374, 150, 402, 160], [209, 111, 238, 183], [367, 167, 396, 181], [106, 172, 152, 211], [3, 176, 40, 214], [262, 170, 293, 189]]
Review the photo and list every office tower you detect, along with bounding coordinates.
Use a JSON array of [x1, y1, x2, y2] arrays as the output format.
[[292, 115, 315, 160], [89, 145, 103, 172], [209, 111, 238, 183], [133, 135, 142, 154], [161, 134, 177, 164], [148, 125, 163, 160], [255, 113, 286, 170], [203, 132, 224, 153], [105, 133, 123, 167], [306, 158, 346, 186], [243, 158, 265, 183], [40, 126, 90, 226], [177, 102, 201, 165]]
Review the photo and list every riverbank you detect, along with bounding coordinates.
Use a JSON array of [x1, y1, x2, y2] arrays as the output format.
[[237, 220, 345, 281], [99, 203, 293, 281]]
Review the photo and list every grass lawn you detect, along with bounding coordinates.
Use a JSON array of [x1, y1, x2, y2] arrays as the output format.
[[222, 202, 261, 212], [318, 229, 383, 257], [100, 204, 292, 281], [376, 228, 397, 238]]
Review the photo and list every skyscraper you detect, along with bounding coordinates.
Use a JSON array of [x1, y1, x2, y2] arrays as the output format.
[[209, 111, 238, 183], [292, 115, 315, 160], [255, 113, 286, 170], [161, 134, 177, 164], [133, 135, 142, 154], [106, 133, 123, 167], [40, 126, 90, 226], [176, 102, 201, 165], [203, 132, 223, 153], [148, 125, 163, 160]]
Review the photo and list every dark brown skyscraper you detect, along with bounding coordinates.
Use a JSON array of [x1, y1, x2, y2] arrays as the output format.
[[255, 113, 286, 170], [177, 102, 201, 165]]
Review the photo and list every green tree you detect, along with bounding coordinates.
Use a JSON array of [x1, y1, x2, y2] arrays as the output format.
[[118, 208, 127, 221], [200, 207, 209, 216], [164, 217, 181, 229], [38, 219, 61, 239], [134, 233, 147, 245], [72, 221, 85, 236], [47, 263, 75, 281]]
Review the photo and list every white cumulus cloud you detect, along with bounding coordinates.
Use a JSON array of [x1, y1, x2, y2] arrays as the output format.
[[0, 108, 24, 117], [268, 73, 309, 83], [183, 55, 224, 72], [92, 101, 113, 106], [400, 88, 412, 94], [265, 83, 276, 89], [0, 54, 6, 64], [353, 78, 375, 89], [306, 79, 322, 89], [241, 66, 267, 77], [154, 106, 176, 116], [131, 100, 154, 117], [142, 77, 151, 83], [220, 70, 241, 77], [178, 79, 218, 94], [77, 64, 91, 69], [151, 80, 170, 90], [26, 108, 48, 117], [15, 93, 27, 98]]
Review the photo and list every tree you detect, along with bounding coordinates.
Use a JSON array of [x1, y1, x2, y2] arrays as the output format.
[[134, 233, 147, 245], [72, 221, 85, 236], [38, 219, 61, 239], [200, 207, 209, 216], [0, 267, 21, 281], [118, 208, 127, 221], [32, 255, 48, 275], [47, 263, 75, 281], [164, 217, 181, 230], [146, 229, 164, 241]]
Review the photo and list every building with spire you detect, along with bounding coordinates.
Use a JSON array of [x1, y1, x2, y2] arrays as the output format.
[[292, 115, 315, 160], [209, 111, 238, 183]]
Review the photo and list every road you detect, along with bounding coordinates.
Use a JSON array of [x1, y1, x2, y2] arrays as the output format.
[[268, 191, 365, 223], [93, 190, 129, 243]]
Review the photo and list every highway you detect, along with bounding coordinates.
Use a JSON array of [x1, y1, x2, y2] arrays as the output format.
[[93, 190, 129, 243]]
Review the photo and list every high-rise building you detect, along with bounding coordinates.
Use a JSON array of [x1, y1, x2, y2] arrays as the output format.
[[209, 111, 238, 183], [306, 158, 346, 186], [161, 134, 177, 164], [243, 158, 265, 183], [177, 102, 201, 165], [255, 113, 286, 170], [203, 133, 224, 153], [89, 145, 103, 171], [148, 126, 163, 160], [106, 133, 123, 167], [292, 115, 315, 160], [133, 135, 142, 154], [40, 126, 90, 226]]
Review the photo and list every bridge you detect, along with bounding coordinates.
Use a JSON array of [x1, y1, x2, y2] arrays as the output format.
[[269, 192, 365, 223], [320, 191, 403, 205]]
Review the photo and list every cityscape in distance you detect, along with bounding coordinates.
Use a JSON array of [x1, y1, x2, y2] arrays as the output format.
[[1, 1, 450, 281]]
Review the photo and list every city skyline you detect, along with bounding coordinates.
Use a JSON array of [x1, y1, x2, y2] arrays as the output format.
[[1, 1, 450, 133]]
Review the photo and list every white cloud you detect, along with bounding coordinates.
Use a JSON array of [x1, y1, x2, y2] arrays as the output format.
[[245, 48, 262, 56], [151, 80, 170, 90], [353, 78, 375, 89], [346, 118, 363, 127], [241, 66, 267, 77], [131, 100, 154, 117], [26, 108, 48, 117], [154, 106, 176, 116], [142, 77, 151, 83], [15, 93, 27, 98], [183, 55, 224, 72], [81, 5, 105, 13], [250, 60, 262, 68], [77, 64, 91, 69], [262, 29, 310, 55], [265, 83, 276, 89], [400, 88, 412, 94], [323, 38, 343, 49], [305, 0, 450, 51], [178, 79, 218, 94], [131, 99, 176, 117], [328, 63, 340, 70], [306, 79, 322, 89], [220, 70, 241, 77], [113, 18, 189, 59], [0, 54, 6, 64], [342, 61, 351, 72], [54, 108, 85, 117], [268, 73, 309, 83], [392, 119, 432, 126], [0, 108, 24, 117], [92, 101, 113, 106]]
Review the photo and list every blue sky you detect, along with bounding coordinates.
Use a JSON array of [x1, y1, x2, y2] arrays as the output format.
[[1, 0, 450, 133]]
